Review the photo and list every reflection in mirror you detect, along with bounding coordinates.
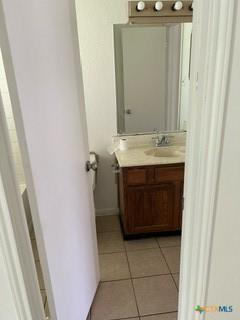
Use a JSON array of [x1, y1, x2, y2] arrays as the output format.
[[114, 23, 192, 134]]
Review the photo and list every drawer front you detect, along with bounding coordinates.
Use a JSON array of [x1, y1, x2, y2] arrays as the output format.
[[126, 168, 147, 185], [155, 166, 184, 183]]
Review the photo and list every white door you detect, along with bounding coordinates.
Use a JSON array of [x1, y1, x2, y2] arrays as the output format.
[[122, 26, 168, 133], [0, 1, 99, 320]]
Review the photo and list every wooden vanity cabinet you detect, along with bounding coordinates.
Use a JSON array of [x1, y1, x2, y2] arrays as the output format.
[[117, 163, 184, 236]]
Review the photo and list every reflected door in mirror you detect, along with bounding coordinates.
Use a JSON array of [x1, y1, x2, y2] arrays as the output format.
[[114, 23, 192, 134]]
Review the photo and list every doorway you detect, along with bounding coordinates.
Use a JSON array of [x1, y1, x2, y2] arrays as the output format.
[[0, 0, 237, 319]]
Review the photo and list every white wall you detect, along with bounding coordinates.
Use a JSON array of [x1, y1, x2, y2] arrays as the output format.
[[205, 5, 240, 317], [75, 0, 182, 214], [75, 0, 129, 214], [0, 50, 25, 188]]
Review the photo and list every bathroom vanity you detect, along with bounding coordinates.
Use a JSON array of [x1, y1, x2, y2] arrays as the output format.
[[115, 139, 185, 237]]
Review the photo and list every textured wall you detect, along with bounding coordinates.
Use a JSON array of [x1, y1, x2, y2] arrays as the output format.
[[75, 0, 129, 214]]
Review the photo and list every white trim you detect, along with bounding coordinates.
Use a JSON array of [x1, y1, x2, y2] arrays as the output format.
[[0, 0, 237, 319], [179, 1, 236, 319], [0, 96, 45, 319], [0, 173, 31, 320], [95, 208, 119, 216]]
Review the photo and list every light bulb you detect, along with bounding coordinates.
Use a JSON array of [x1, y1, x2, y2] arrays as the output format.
[[173, 1, 183, 11], [136, 1, 145, 11], [154, 1, 163, 11]]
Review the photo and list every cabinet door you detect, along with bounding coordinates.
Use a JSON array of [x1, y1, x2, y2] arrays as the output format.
[[126, 183, 176, 233]]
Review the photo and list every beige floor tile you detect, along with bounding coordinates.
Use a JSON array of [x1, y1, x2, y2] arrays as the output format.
[[96, 215, 121, 233], [40, 289, 47, 306], [97, 231, 124, 254], [161, 247, 181, 274], [133, 275, 178, 316], [91, 280, 138, 320], [125, 238, 159, 252], [141, 313, 178, 320], [30, 225, 35, 240], [99, 252, 130, 281], [36, 261, 45, 290], [127, 249, 170, 278], [172, 274, 179, 289], [31, 239, 40, 262], [45, 299, 50, 318], [157, 236, 181, 248]]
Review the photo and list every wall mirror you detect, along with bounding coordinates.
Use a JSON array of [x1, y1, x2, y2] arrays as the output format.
[[114, 22, 192, 134]]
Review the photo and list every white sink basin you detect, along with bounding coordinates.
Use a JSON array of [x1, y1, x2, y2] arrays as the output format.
[[144, 147, 184, 158]]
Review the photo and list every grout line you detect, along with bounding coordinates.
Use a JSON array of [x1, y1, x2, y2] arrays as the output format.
[[124, 243, 140, 318], [171, 273, 179, 292], [96, 217, 180, 318], [44, 296, 48, 308], [99, 250, 126, 255], [125, 247, 159, 252], [157, 239, 173, 271], [97, 229, 122, 234], [170, 273, 179, 292], [98, 244, 181, 255], [114, 310, 178, 320], [140, 311, 178, 318], [157, 241, 180, 292], [100, 272, 173, 283], [114, 317, 140, 320], [160, 245, 181, 249]]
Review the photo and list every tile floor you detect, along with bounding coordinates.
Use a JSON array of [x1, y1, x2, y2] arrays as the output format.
[[91, 215, 181, 320]]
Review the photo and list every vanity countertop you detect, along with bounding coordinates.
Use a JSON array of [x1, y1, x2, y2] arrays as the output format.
[[115, 144, 185, 167]]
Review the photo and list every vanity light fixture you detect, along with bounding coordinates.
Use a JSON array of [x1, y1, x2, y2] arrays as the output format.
[[172, 1, 183, 11], [136, 1, 145, 11], [154, 1, 163, 11], [189, 3, 193, 11]]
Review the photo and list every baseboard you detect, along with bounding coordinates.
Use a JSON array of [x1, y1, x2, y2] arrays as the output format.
[[95, 208, 119, 216]]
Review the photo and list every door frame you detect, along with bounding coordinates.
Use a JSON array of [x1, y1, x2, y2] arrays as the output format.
[[0, 1, 237, 320], [179, 0, 236, 319], [0, 96, 46, 319]]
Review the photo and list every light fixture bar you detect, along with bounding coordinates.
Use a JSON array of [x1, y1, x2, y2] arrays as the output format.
[[129, 0, 193, 23]]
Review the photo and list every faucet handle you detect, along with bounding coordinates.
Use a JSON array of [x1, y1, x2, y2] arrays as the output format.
[[161, 134, 170, 145]]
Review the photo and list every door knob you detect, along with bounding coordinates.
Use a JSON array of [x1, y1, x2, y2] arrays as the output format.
[[86, 160, 98, 172]]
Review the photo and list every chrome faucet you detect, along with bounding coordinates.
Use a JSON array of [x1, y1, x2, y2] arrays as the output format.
[[152, 131, 170, 147]]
